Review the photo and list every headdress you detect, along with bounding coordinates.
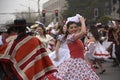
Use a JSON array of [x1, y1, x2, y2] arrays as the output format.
[[65, 14, 82, 24]]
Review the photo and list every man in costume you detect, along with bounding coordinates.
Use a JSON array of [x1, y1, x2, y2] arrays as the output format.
[[108, 19, 120, 67], [0, 19, 57, 80]]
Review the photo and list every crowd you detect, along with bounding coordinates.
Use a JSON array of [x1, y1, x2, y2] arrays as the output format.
[[0, 14, 120, 80]]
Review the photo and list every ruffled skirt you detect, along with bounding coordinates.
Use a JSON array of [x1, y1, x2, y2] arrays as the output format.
[[93, 42, 110, 59], [54, 58, 99, 80], [49, 48, 70, 67]]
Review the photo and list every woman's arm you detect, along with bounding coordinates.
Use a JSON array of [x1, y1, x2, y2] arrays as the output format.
[[54, 40, 61, 61], [73, 17, 86, 40]]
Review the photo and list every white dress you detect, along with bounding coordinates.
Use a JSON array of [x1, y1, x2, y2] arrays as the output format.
[[49, 35, 70, 67], [85, 32, 110, 60], [93, 41, 110, 59], [85, 40, 110, 59], [85, 41, 96, 60], [36, 34, 54, 53], [102, 38, 112, 50], [0, 36, 3, 46]]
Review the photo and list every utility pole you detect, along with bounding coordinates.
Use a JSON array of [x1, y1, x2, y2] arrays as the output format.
[[55, 9, 59, 22], [42, 10, 46, 25], [118, 0, 120, 18], [19, 4, 31, 21], [94, 8, 98, 21], [38, 0, 40, 21], [28, 7, 31, 21]]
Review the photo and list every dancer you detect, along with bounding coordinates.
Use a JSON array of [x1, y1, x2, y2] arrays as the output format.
[[85, 25, 110, 74], [36, 23, 55, 53], [53, 16, 99, 80], [49, 25, 70, 67], [0, 19, 57, 80]]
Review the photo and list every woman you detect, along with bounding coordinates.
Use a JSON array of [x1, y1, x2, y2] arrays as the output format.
[[53, 17, 99, 80], [85, 25, 110, 74], [47, 25, 71, 80], [49, 24, 70, 67], [36, 23, 55, 53]]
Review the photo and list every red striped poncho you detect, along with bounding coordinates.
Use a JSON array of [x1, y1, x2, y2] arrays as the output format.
[[0, 35, 57, 80]]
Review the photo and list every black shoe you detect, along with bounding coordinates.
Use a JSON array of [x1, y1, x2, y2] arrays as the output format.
[[112, 63, 119, 67], [93, 65, 99, 69], [99, 69, 106, 74]]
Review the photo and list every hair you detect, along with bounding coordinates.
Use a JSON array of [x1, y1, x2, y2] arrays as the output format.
[[7, 27, 17, 34], [63, 21, 78, 40], [57, 24, 64, 35], [0, 32, 3, 35], [38, 24, 47, 37], [10, 26, 26, 34], [90, 25, 100, 41]]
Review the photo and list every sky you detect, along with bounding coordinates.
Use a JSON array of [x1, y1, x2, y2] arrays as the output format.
[[0, 0, 49, 25]]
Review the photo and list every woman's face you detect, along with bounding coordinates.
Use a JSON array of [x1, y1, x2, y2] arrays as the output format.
[[63, 25, 67, 33], [36, 27, 44, 34], [68, 23, 78, 34]]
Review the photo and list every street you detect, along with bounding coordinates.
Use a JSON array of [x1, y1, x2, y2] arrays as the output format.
[[96, 61, 120, 80]]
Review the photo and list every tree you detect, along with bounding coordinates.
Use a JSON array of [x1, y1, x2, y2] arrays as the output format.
[[97, 16, 112, 24], [117, 0, 120, 17], [62, 0, 110, 22]]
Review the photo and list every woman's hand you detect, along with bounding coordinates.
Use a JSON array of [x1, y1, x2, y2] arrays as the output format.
[[54, 56, 59, 61], [80, 17, 86, 23]]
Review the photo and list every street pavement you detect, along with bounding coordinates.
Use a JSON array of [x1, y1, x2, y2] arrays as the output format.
[[95, 60, 120, 80]]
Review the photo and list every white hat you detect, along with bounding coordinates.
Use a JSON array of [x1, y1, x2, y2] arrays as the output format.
[[95, 23, 102, 26], [65, 14, 82, 24], [47, 22, 54, 28], [35, 21, 45, 27], [30, 24, 39, 29], [0, 27, 7, 32]]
